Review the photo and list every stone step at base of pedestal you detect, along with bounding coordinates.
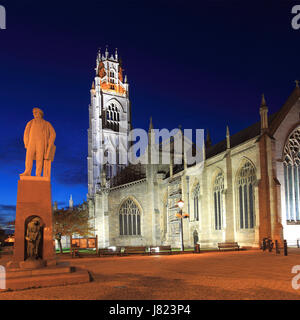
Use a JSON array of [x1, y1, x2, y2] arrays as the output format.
[[6, 265, 75, 279], [1, 267, 90, 291]]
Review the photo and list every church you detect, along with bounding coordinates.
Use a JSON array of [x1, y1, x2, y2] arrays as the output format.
[[87, 48, 300, 249]]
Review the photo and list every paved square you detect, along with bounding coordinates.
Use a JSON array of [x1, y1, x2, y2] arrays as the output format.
[[1, 249, 300, 300]]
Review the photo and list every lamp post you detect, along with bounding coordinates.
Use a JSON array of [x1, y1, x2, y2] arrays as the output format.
[[177, 199, 188, 252]]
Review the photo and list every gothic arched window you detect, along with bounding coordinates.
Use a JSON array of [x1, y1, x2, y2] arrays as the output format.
[[119, 199, 141, 236], [213, 172, 224, 230], [283, 127, 300, 222], [104, 103, 120, 132], [193, 184, 200, 221], [237, 161, 256, 229]]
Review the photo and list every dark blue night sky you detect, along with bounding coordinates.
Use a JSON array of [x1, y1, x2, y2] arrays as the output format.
[[0, 0, 299, 230]]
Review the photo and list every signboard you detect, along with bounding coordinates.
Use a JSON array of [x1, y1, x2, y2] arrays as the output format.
[[70, 235, 98, 256]]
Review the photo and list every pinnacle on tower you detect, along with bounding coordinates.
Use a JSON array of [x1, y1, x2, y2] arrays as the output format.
[[205, 130, 212, 148], [148, 116, 155, 163], [91, 81, 95, 90], [148, 116, 153, 132], [226, 125, 230, 149], [295, 80, 299, 88], [69, 194, 74, 209], [105, 46, 109, 58], [261, 93, 267, 107], [115, 48, 118, 60], [260, 93, 268, 131]]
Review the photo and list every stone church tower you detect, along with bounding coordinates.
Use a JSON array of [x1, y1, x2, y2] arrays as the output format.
[[87, 48, 131, 198]]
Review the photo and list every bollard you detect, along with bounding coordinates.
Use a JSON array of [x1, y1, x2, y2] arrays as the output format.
[[194, 243, 200, 253], [284, 240, 288, 256], [268, 239, 273, 252], [275, 240, 280, 254], [262, 238, 266, 251]]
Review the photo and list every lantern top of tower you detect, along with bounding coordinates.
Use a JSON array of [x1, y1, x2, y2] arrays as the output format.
[[97, 46, 119, 64], [95, 46, 128, 96]]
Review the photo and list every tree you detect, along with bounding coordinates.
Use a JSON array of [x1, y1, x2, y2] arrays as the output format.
[[0, 227, 5, 247], [53, 206, 94, 253]]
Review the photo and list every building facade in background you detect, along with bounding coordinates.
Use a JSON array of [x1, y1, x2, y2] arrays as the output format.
[[88, 49, 300, 249]]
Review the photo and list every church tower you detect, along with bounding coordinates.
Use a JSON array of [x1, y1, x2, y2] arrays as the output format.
[[88, 47, 131, 197]]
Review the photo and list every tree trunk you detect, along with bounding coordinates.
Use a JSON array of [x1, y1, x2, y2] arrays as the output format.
[[57, 239, 63, 254]]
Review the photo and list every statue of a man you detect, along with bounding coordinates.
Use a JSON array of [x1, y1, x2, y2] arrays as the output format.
[[25, 218, 42, 259], [20, 108, 56, 178]]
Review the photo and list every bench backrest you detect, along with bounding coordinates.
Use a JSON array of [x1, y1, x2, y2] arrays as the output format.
[[218, 242, 239, 246], [159, 245, 172, 251], [99, 247, 121, 253], [124, 246, 146, 252]]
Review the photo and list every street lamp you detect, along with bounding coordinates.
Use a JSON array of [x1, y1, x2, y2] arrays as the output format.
[[176, 199, 188, 252]]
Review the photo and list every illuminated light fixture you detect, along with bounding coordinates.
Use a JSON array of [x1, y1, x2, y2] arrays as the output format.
[[177, 199, 184, 209], [177, 199, 185, 252]]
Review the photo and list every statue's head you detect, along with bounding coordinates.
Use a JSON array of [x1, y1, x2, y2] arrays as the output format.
[[32, 108, 44, 119], [31, 217, 40, 226]]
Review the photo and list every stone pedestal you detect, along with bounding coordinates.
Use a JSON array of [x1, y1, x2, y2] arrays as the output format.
[[11, 177, 54, 265], [2, 265, 90, 291], [4, 176, 91, 291]]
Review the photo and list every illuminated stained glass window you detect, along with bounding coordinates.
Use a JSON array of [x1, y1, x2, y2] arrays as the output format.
[[119, 199, 141, 236], [237, 161, 256, 229], [213, 172, 224, 230], [283, 127, 300, 222]]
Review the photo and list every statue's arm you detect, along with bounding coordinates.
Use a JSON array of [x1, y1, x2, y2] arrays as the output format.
[[23, 121, 32, 148], [45, 122, 56, 160], [48, 122, 56, 146]]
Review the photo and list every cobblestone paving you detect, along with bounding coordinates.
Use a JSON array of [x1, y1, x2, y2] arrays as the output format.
[[1, 249, 300, 300]]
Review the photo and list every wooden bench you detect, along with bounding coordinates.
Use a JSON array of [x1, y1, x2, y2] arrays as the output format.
[[150, 245, 172, 255], [98, 247, 122, 257], [218, 242, 240, 251], [123, 246, 147, 255]]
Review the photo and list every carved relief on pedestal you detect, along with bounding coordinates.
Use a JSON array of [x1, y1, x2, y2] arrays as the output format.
[[24, 216, 43, 260]]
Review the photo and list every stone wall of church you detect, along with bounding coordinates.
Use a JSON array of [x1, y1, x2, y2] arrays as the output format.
[[273, 99, 300, 243], [92, 136, 265, 249], [92, 127, 290, 249], [93, 179, 161, 248], [182, 137, 261, 248]]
